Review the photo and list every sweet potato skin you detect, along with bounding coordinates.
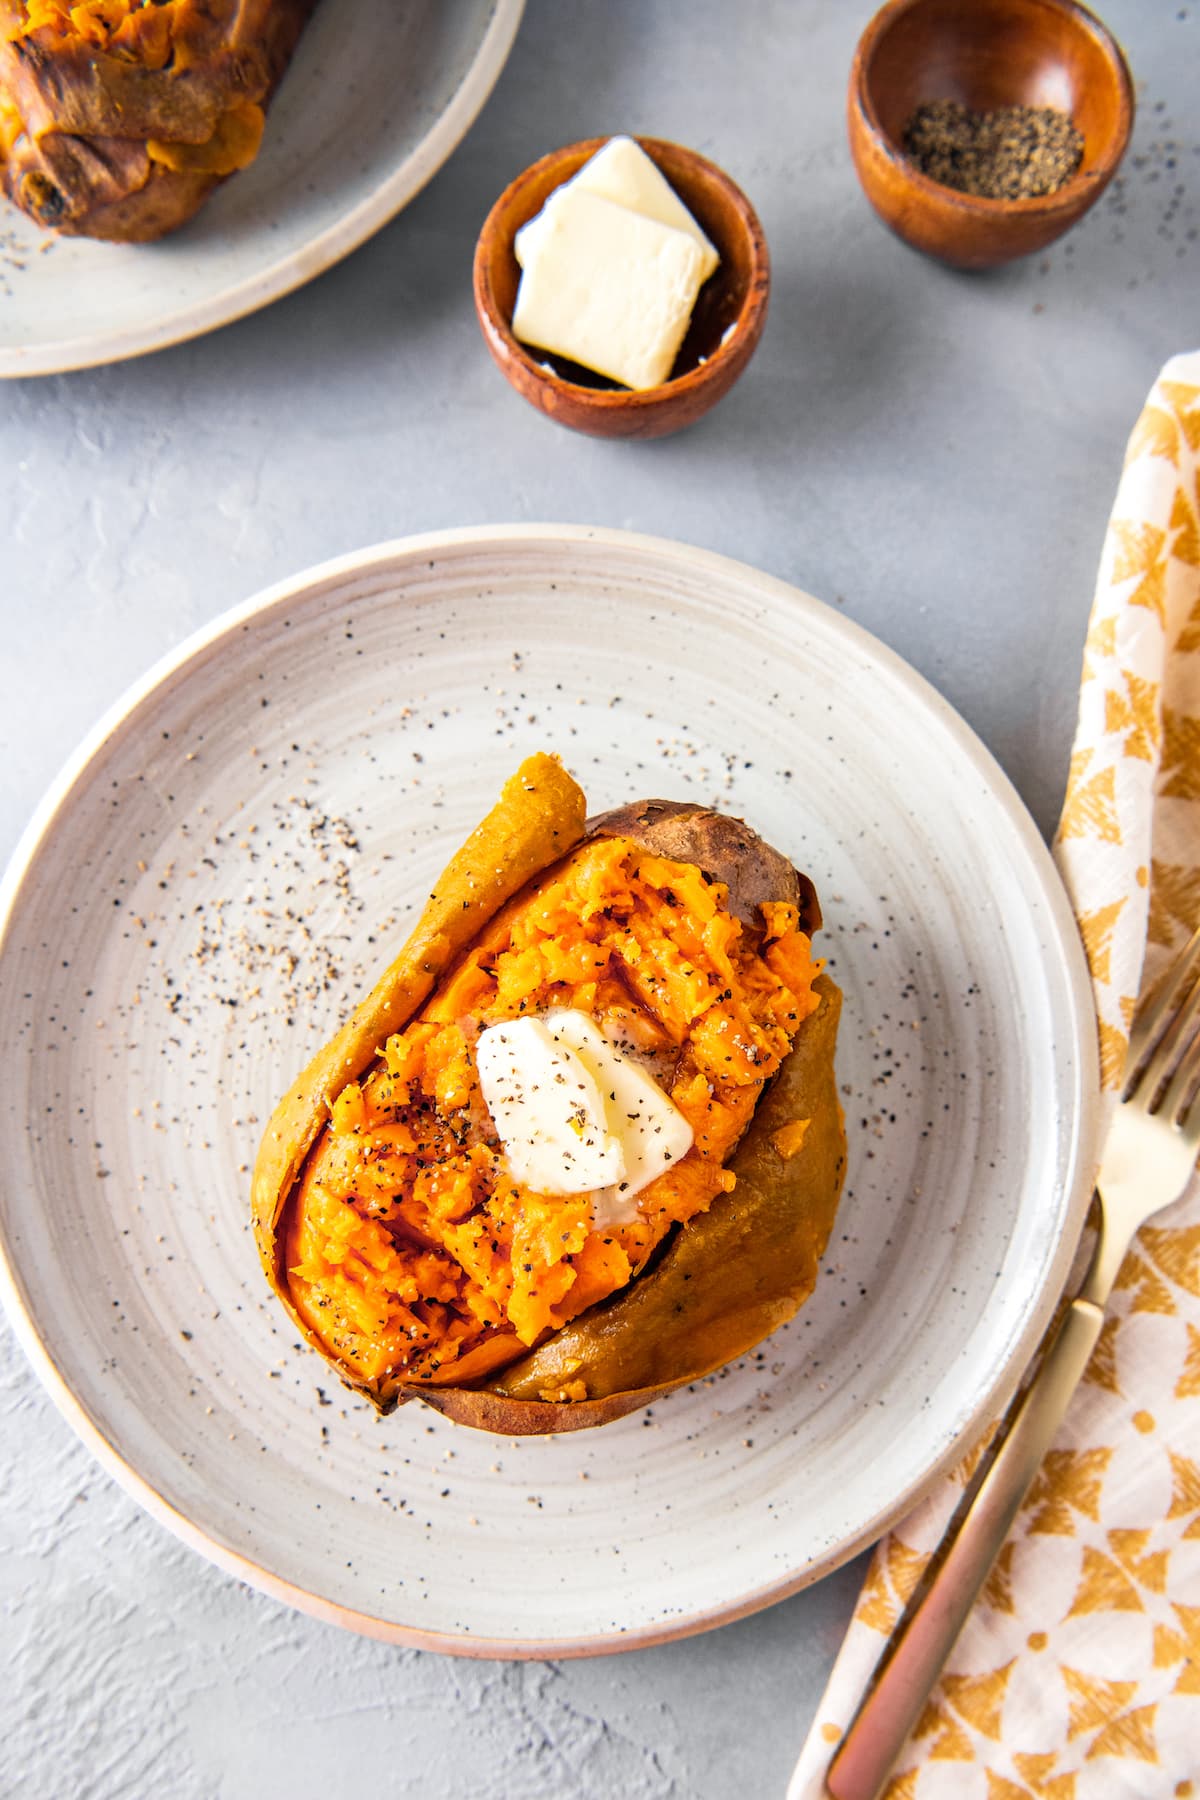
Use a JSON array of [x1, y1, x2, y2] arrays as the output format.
[[0, 0, 316, 240], [252, 766, 846, 1434], [587, 799, 822, 935]]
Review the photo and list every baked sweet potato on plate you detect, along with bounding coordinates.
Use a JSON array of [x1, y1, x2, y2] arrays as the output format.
[[0, 0, 316, 240], [252, 754, 846, 1434]]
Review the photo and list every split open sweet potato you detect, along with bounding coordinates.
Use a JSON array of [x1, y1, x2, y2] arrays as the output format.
[[252, 755, 846, 1434], [0, 0, 316, 240]]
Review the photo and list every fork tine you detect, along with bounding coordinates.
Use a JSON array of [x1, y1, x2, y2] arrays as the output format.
[[1160, 1014, 1200, 1124], [1125, 924, 1200, 1099], [1134, 973, 1200, 1108]]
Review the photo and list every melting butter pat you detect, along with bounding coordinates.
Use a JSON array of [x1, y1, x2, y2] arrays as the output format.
[[474, 1008, 693, 1217], [543, 1008, 694, 1225], [515, 136, 719, 282], [475, 1016, 623, 1195], [512, 188, 708, 390]]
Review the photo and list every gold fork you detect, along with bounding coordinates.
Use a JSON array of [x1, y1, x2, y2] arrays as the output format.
[[824, 926, 1200, 1800]]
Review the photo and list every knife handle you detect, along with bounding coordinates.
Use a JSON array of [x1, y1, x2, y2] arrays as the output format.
[[823, 1295, 1105, 1800]]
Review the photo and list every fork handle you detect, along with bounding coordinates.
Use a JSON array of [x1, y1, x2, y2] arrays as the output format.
[[823, 1295, 1105, 1800]]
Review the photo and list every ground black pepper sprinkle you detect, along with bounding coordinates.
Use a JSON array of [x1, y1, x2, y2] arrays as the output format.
[[903, 99, 1085, 200]]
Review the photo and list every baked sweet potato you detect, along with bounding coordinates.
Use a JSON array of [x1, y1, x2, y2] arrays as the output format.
[[0, 0, 316, 241], [252, 754, 846, 1434]]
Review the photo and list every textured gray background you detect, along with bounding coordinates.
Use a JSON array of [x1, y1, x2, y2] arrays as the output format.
[[0, 3, 1195, 1797]]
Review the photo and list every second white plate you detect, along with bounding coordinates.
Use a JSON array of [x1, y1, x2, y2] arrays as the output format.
[[0, 0, 523, 377], [0, 526, 1098, 1654]]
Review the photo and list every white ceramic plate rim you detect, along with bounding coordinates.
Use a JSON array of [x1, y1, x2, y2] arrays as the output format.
[[0, 525, 1101, 1657], [0, 0, 524, 380]]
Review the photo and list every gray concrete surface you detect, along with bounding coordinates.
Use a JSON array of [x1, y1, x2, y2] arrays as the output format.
[[0, 3, 1195, 1796]]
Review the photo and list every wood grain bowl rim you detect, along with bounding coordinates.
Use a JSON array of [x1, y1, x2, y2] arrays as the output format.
[[849, 0, 1135, 222], [472, 135, 770, 419]]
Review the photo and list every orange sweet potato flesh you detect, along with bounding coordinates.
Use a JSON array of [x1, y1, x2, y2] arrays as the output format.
[[423, 973, 844, 1434], [252, 756, 846, 1435], [0, 0, 316, 240], [253, 753, 589, 1292]]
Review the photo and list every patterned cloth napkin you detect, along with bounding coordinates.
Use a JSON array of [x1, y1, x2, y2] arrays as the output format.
[[789, 353, 1200, 1800]]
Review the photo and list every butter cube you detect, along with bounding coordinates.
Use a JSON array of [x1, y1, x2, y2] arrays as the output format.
[[511, 185, 708, 390], [516, 135, 719, 282]]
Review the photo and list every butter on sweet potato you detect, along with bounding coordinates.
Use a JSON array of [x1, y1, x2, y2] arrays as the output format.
[[0, 0, 316, 240], [252, 755, 846, 1435]]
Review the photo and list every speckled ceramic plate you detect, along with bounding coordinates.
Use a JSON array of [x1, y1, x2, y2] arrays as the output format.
[[0, 0, 523, 378], [0, 526, 1099, 1655]]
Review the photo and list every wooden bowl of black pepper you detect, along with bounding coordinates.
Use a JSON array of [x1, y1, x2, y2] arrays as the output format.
[[847, 0, 1134, 270]]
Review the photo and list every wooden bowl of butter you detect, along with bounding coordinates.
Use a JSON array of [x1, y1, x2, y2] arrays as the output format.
[[473, 136, 770, 440]]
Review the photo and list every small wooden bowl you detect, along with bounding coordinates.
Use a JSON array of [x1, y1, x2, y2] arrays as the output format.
[[847, 0, 1134, 270], [473, 137, 770, 440]]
